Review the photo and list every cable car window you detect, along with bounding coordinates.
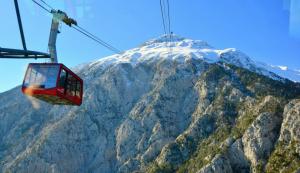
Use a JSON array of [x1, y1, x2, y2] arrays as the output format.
[[58, 69, 67, 88], [72, 80, 77, 96], [66, 73, 77, 96], [29, 67, 45, 88], [24, 68, 32, 86], [45, 66, 59, 88], [76, 81, 81, 97], [24, 64, 59, 89]]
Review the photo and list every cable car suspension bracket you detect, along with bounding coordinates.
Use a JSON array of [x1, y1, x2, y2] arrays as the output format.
[[48, 10, 77, 63]]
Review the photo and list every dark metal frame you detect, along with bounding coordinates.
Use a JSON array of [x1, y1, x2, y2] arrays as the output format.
[[0, 0, 50, 59], [0, 48, 50, 59]]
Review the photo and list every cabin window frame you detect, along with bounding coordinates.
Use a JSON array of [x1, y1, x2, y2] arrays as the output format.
[[24, 64, 60, 89]]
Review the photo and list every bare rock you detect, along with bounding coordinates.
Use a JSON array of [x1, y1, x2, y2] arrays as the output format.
[[197, 154, 233, 173], [226, 139, 250, 173], [242, 112, 282, 169], [279, 99, 300, 150]]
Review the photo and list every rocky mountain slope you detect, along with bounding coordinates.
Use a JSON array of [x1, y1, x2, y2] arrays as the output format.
[[0, 36, 300, 173]]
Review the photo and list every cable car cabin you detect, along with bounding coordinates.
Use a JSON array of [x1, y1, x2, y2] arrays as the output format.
[[22, 63, 83, 106]]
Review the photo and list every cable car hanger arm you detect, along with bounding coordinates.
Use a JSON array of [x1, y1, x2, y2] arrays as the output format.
[[48, 9, 77, 63]]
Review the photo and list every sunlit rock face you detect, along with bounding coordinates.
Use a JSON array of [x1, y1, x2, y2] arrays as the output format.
[[1, 35, 300, 173]]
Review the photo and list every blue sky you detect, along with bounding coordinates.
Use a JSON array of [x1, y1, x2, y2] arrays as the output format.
[[0, 0, 300, 93]]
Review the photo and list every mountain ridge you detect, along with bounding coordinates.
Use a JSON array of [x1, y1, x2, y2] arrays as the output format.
[[77, 35, 299, 83], [0, 35, 300, 173]]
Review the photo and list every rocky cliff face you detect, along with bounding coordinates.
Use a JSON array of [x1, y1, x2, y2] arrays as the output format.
[[0, 36, 300, 173]]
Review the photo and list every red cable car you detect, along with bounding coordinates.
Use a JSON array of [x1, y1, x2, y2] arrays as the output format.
[[22, 63, 83, 106]]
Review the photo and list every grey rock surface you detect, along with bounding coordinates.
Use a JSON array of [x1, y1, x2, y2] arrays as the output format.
[[242, 112, 282, 167], [279, 99, 300, 147], [197, 154, 233, 173]]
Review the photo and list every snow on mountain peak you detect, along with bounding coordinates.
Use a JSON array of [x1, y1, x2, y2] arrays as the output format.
[[141, 35, 213, 49], [142, 34, 185, 45], [84, 35, 299, 82], [258, 63, 300, 82]]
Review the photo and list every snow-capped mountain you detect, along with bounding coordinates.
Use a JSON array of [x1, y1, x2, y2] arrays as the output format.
[[1, 35, 300, 173], [257, 63, 300, 82], [81, 35, 299, 83]]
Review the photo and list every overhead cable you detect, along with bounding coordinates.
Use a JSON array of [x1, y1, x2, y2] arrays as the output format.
[[72, 26, 122, 54], [32, 0, 51, 13], [39, 0, 54, 10], [166, 0, 172, 42], [31, 0, 122, 54], [159, 0, 167, 36]]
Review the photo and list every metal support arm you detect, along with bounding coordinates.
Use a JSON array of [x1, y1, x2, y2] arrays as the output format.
[[48, 18, 59, 63], [48, 10, 77, 63], [14, 0, 27, 51]]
